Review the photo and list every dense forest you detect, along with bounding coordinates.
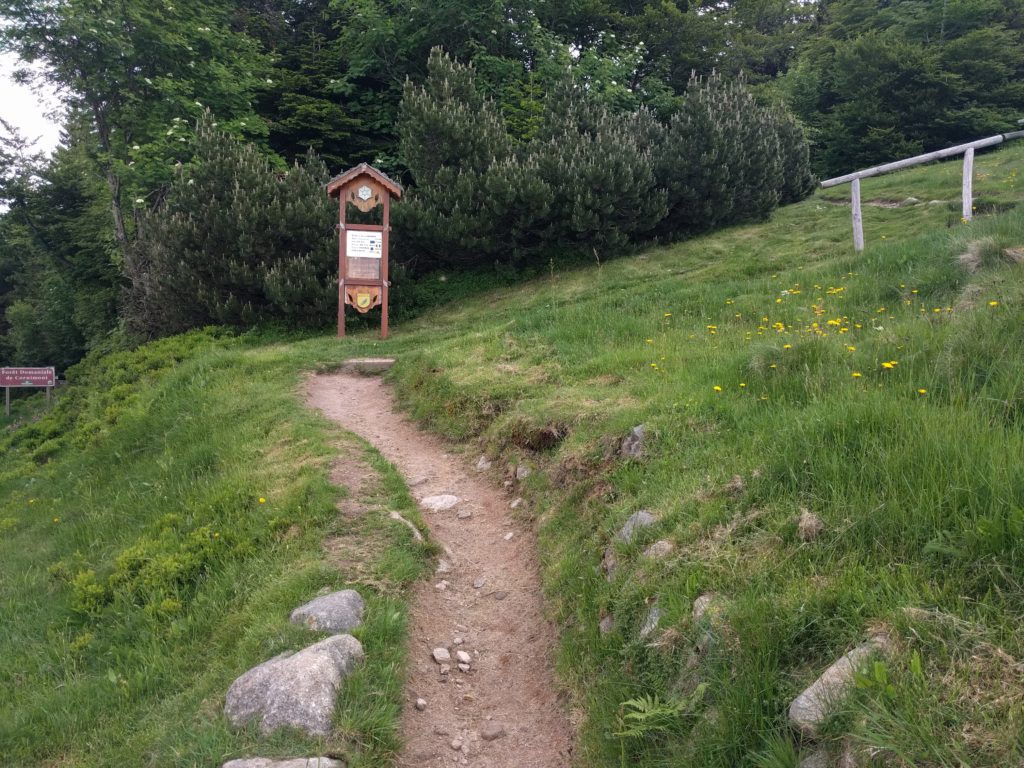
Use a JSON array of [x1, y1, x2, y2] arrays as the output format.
[[1, 0, 1023, 368]]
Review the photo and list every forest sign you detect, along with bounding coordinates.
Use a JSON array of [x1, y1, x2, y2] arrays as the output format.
[[2, 367, 56, 417], [326, 163, 403, 339]]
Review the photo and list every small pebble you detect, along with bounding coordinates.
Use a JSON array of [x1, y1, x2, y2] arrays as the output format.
[[456, 650, 471, 664], [480, 721, 506, 741], [415, 698, 427, 711], [457, 510, 473, 520], [510, 498, 523, 509], [458, 663, 471, 672], [473, 578, 485, 589], [450, 739, 463, 751], [432, 648, 451, 663], [435, 580, 449, 591], [493, 591, 508, 601], [503, 532, 514, 541], [453, 636, 464, 645], [439, 664, 451, 675]]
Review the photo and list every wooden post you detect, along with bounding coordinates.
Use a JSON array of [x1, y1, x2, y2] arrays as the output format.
[[4, 387, 9, 418], [851, 177, 864, 252], [337, 197, 347, 337], [381, 195, 390, 340], [962, 147, 975, 222]]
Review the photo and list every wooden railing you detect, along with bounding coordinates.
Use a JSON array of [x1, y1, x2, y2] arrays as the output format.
[[820, 129, 1024, 251]]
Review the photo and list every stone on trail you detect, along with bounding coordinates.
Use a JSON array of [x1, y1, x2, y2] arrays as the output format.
[[224, 634, 364, 736], [473, 578, 485, 589], [503, 532, 514, 541], [480, 721, 507, 741], [617, 510, 655, 543], [339, 357, 395, 374], [456, 509, 473, 520], [458, 663, 471, 672], [510, 497, 524, 510], [290, 590, 364, 633], [455, 650, 471, 664], [420, 494, 460, 512], [476, 455, 492, 470], [788, 634, 890, 738], [620, 424, 646, 458], [223, 759, 344, 768], [515, 464, 532, 481], [415, 697, 427, 711], [432, 647, 451, 664]]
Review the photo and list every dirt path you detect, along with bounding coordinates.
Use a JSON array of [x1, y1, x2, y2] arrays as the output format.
[[306, 372, 573, 768]]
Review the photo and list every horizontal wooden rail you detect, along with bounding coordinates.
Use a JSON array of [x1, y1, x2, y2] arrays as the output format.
[[819, 129, 1024, 251]]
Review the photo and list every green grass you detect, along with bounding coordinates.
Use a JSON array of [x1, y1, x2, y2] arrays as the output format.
[[3, 143, 1024, 767], [0, 330, 432, 766], [374, 143, 1024, 766]]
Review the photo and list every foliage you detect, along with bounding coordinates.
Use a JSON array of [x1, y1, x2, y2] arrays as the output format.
[[124, 115, 336, 338], [781, 0, 1024, 176], [396, 51, 811, 272]]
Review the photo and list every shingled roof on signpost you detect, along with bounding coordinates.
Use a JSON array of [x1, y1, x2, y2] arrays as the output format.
[[326, 163, 403, 199]]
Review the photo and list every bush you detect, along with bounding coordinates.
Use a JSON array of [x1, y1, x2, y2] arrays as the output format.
[[124, 114, 336, 338], [396, 50, 813, 273]]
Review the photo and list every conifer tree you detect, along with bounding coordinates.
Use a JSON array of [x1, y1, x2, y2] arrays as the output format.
[[125, 114, 335, 337]]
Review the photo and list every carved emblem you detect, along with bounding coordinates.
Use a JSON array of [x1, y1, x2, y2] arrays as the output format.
[[357, 185, 373, 201]]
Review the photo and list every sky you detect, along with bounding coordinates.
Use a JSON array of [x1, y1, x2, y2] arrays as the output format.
[[1, 51, 63, 157]]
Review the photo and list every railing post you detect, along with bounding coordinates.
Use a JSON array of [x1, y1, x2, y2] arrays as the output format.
[[851, 177, 864, 251], [962, 147, 975, 222]]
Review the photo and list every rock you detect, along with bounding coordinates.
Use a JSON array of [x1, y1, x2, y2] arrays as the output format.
[[439, 664, 451, 675], [456, 509, 473, 520], [692, 593, 716, 622], [473, 578, 485, 589], [421, 494, 460, 512], [339, 357, 394, 374], [900, 196, 920, 206], [601, 547, 618, 581], [799, 750, 829, 768], [436, 560, 452, 573], [480, 721, 506, 741], [616, 510, 655, 543], [221, 761, 335, 768], [642, 539, 674, 559], [432, 647, 451, 663], [797, 509, 825, 542], [503, 532, 514, 541], [224, 634, 364, 736], [435, 580, 449, 591], [476, 455, 492, 470], [502, 480, 513, 488], [788, 634, 890, 738], [640, 602, 661, 638], [415, 698, 427, 711], [510, 498, 524, 510], [409, 475, 429, 487], [620, 424, 646, 458], [389, 511, 423, 542], [599, 614, 614, 635], [289, 590, 364, 633], [515, 464, 532, 481], [455, 650, 471, 664], [453, 637, 464, 645], [450, 739, 463, 751], [458, 663, 471, 673], [493, 591, 508, 601], [433, 725, 449, 736]]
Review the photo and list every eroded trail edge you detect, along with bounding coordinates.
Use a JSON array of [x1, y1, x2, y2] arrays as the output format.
[[306, 372, 573, 768]]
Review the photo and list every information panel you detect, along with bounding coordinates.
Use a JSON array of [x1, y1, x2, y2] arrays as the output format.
[[346, 230, 382, 259]]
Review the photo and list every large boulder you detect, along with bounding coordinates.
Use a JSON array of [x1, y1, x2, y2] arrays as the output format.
[[290, 590, 364, 632], [225, 634, 364, 736]]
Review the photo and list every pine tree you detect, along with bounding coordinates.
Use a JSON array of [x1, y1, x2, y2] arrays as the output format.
[[125, 114, 335, 337]]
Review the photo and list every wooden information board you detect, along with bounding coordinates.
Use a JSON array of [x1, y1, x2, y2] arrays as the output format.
[[326, 163, 403, 339]]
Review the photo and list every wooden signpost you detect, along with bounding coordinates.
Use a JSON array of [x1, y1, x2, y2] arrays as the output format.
[[1, 366, 56, 416], [326, 163, 403, 339]]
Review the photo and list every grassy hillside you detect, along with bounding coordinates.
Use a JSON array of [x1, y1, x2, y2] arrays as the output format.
[[378, 143, 1024, 766], [0, 331, 431, 766], [3, 142, 1023, 767]]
